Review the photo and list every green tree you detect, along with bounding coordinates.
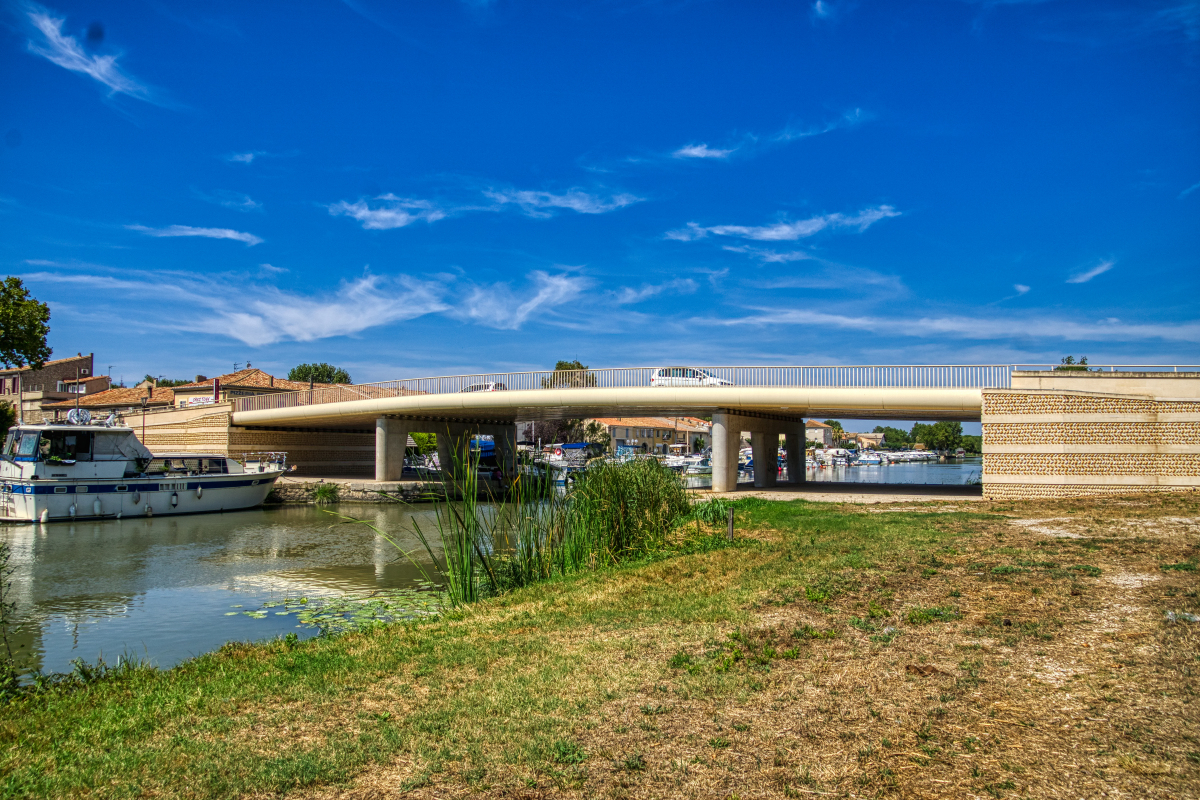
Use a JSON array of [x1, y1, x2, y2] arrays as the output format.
[[584, 420, 612, 449], [288, 363, 352, 384], [142, 374, 192, 387], [823, 419, 845, 445], [0, 402, 15, 437], [0, 277, 51, 369], [410, 432, 437, 456], [961, 434, 982, 454], [542, 359, 596, 389], [873, 425, 911, 449], [928, 421, 963, 452]]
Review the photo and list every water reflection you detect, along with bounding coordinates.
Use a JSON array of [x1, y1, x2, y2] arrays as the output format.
[[682, 458, 982, 489], [0, 504, 445, 676]]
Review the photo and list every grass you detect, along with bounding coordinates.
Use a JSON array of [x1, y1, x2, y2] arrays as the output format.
[[0, 493, 1197, 799]]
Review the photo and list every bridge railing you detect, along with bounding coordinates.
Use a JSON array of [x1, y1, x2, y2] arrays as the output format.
[[1012, 364, 1200, 373], [232, 364, 1015, 414]]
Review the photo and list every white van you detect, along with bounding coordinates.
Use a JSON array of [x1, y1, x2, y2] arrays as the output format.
[[649, 367, 732, 387]]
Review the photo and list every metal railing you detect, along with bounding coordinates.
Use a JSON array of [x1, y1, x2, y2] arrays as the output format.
[[1013, 364, 1200, 373], [232, 364, 1015, 414]]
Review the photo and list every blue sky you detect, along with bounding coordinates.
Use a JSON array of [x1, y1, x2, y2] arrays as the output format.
[[2, 0, 1198, 391]]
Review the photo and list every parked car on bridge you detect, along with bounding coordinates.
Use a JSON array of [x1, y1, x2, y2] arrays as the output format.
[[649, 367, 732, 387], [459, 382, 508, 392]]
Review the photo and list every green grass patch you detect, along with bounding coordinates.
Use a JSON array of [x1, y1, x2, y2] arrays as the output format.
[[906, 606, 961, 625], [1161, 561, 1197, 572]]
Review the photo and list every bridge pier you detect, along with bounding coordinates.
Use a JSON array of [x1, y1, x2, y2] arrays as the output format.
[[751, 432, 778, 488], [712, 410, 805, 493], [785, 432, 804, 484], [375, 417, 415, 482]]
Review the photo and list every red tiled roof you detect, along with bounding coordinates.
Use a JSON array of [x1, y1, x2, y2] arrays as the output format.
[[0, 353, 92, 374], [173, 368, 340, 393], [806, 420, 832, 428], [43, 386, 175, 409], [590, 416, 710, 432]]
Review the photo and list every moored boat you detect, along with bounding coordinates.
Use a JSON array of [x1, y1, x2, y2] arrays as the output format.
[[1, 416, 285, 523]]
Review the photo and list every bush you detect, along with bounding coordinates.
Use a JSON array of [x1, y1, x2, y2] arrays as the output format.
[[312, 483, 340, 505]]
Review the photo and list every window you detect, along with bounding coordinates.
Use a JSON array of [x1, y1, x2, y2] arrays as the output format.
[[16, 433, 39, 457], [38, 431, 93, 461], [80, 368, 89, 376]]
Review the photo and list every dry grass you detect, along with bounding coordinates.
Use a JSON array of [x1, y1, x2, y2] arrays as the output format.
[[278, 493, 1199, 800]]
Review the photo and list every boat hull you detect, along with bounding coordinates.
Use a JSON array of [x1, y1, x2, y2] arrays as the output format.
[[0, 472, 284, 523]]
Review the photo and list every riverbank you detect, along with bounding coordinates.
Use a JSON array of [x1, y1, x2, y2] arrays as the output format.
[[2, 492, 1197, 798]]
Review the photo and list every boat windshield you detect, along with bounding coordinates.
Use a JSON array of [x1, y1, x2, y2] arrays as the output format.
[[9, 431, 43, 460], [39, 430, 93, 461]]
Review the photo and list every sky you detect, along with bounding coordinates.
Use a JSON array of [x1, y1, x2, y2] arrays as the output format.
[[1, 0, 1198, 399]]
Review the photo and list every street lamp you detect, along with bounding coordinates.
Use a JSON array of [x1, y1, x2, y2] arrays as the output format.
[[140, 395, 148, 443]]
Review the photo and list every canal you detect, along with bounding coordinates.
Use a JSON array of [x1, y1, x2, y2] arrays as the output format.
[[2, 459, 981, 677]]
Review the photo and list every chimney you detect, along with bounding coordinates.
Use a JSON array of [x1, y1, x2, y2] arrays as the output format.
[[269, 375, 274, 387], [148, 384, 153, 400]]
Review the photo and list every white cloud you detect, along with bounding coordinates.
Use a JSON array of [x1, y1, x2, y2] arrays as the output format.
[[1066, 259, 1115, 284], [227, 152, 259, 164], [195, 189, 262, 212], [614, 279, 698, 304], [24, 5, 154, 102], [484, 188, 643, 218], [712, 307, 1200, 344], [812, 1, 833, 19], [668, 205, 900, 242], [1179, 180, 1200, 198], [723, 245, 815, 263], [1014, 284, 1030, 294], [126, 224, 263, 245], [672, 144, 734, 159], [455, 271, 590, 330], [327, 194, 446, 230]]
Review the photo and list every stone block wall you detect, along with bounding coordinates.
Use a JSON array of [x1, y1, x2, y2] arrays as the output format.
[[982, 388, 1200, 499], [125, 405, 375, 476]]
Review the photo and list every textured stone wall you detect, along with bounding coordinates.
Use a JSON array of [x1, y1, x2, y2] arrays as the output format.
[[127, 407, 375, 476], [982, 388, 1200, 500]]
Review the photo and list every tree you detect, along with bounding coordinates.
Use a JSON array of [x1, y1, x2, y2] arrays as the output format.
[[692, 436, 704, 453], [542, 359, 596, 388], [409, 432, 437, 456], [0, 277, 51, 369], [926, 421, 963, 452], [584, 420, 611, 449], [823, 419, 845, 445], [961, 434, 982, 454], [873, 425, 911, 450], [0, 402, 15, 437], [143, 374, 192, 387], [1054, 356, 1089, 372], [522, 419, 584, 444], [288, 363, 352, 384]]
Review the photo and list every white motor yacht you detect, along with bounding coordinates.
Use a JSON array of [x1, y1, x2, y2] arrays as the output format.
[[1, 413, 285, 523]]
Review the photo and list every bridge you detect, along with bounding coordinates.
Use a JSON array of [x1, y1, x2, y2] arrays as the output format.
[[224, 363, 1200, 498]]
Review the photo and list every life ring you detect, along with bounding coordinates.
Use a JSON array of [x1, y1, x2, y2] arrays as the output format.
[[554, 448, 563, 457]]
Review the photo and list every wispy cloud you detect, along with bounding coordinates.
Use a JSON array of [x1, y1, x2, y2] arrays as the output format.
[[484, 188, 643, 218], [712, 307, 1200, 344], [1013, 284, 1030, 295], [453, 271, 591, 330], [23, 4, 156, 102], [722, 245, 815, 263], [614, 279, 697, 304], [812, 1, 834, 20], [1180, 180, 1200, 198], [126, 224, 263, 245], [1066, 259, 1114, 284], [226, 152, 260, 164], [194, 189, 262, 212], [667, 205, 899, 242], [672, 143, 735, 160], [327, 194, 446, 230]]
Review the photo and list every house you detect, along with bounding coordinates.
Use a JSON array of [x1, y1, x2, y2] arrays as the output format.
[[0, 353, 108, 423], [588, 417, 712, 454], [44, 384, 174, 419], [854, 432, 886, 449], [805, 419, 833, 447], [170, 368, 332, 408]]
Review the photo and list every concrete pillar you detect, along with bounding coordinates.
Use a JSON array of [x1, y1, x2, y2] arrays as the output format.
[[375, 417, 413, 482], [785, 431, 804, 484], [495, 425, 517, 479], [711, 411, 741, 493], [751, 431, 778, 488], [436, 422, 472, 478]]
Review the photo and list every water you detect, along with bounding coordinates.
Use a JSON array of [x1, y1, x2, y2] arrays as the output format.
[[682, 457, 982, 489], [0, 504, 445, 676]]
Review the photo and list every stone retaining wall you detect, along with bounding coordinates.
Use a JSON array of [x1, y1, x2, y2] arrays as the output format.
[[267, 481, 443, 505], [982, 388, 1200, 499]]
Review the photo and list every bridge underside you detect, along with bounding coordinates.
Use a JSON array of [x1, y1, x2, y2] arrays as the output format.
[[231, 387, 984, 431]]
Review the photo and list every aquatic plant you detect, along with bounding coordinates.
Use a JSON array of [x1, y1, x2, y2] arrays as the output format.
[[312, 482, 340, 505], [0, 543, 19, 695]]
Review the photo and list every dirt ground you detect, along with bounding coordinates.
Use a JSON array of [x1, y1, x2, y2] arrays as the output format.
[[296, 493, 1200, 800]]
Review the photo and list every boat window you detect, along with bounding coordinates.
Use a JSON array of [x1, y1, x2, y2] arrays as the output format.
[[145, 458, 170, 474], [2, 431, 15, 455], [38, 431, 93, 461], [16, 432, 40, 457], [200, 458, 228, 474]]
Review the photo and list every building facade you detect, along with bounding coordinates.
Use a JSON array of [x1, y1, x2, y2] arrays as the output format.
[[0, 353, 106, 423], [805, 419, 833, 447], [589, 417, 712, 454]]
